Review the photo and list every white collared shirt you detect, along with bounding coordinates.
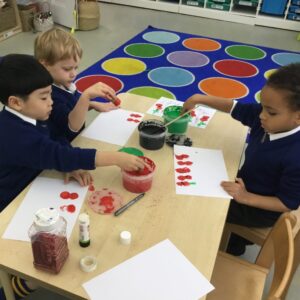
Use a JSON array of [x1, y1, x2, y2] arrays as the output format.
[[5, 106, 36, 126], [53, 83, 77, 94]]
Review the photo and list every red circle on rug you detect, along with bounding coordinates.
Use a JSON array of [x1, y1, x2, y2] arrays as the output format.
[[214, 60, 258, 77], [199, 77, 249, 99], [75, 75, 123, 94], [183, 38, 221, 51]]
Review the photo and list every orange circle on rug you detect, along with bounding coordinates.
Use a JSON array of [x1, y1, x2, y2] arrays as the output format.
[[102, 57, 146, 75], [183, 38, 221, 51], [75, 75, 123, 93], [199, 77, 249, 99], [214, 59, 258, 77]]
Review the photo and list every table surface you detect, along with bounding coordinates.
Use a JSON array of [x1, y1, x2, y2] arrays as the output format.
[[0, 93, 247, 300]]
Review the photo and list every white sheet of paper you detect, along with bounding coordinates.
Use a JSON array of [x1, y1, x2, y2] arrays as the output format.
[[81, 109, 144, 146], [174, 145, 230, 198], [83, 239, 214, 300], [146, 97, 216, 128], [2, 177, 88, 242]]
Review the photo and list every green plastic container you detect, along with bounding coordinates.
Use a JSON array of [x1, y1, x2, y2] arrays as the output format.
[[163, 106, 189, 135], [118, 147, 144, 156]]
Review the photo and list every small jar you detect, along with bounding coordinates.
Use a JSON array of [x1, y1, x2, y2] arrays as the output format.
[[28, 208, 69, 274]]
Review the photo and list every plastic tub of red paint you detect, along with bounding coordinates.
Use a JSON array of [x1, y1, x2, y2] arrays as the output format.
[[163, 105, 189, 135], [138, 119, 166, 150], [122, 156, 156, 193]]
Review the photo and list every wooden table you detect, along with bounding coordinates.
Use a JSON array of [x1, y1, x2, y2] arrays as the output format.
[[0, 93, 247, 300]]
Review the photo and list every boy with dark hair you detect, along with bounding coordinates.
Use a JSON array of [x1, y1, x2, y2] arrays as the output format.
[[183, 63, 300, 255], [0, 54, 144, 213]]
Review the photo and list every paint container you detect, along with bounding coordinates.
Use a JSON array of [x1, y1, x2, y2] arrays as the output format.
[[122, 156, 156, 193], [163, 105, 189, 135], [138, 119, 166, 150], [28, 208, 69, 274]]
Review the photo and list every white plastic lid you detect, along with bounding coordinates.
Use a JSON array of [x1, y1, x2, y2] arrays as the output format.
[[34, 207, 60, 231], [78, 213, 90, 224], [120, 230, 131, 245]]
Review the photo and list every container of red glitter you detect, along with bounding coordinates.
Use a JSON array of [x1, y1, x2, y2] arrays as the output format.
[[122, 156, 156, 193], [28, 208, 69, 274]]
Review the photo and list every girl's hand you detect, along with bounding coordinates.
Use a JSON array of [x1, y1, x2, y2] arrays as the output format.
[[182, 94, 200, 113], [221, 178, 249, 203], [64, 170, 93, 186]]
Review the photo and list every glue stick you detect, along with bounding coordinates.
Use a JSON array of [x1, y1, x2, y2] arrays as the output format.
[[79, 213, 90, 247]]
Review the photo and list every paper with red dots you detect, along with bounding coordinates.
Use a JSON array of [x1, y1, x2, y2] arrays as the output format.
[[174, 145, 230, 198], [146, 97, 216, 128], [81, 109, 144, 146], [2, 177, 88, 242]]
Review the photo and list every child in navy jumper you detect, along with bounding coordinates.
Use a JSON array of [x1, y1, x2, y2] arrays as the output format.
[[0, 54, 144, 213], [34, 28, 119, 142], [183, 63, 300, 255]]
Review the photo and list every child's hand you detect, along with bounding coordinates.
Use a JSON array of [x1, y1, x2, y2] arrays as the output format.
[[182, 94, 200, 113], [221, 178, 248, 203], [115, 152, 145, 171], [84, 82, 117, 102], [90, 101, 119, 112], [64, 170, 93, 186]]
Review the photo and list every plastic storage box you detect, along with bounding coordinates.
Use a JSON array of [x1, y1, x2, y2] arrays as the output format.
[[289, 5, 300, 13], [260, 0, 288, 15], [287, 12, 300, 20]]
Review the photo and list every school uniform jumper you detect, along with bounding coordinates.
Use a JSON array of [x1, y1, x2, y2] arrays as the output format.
[[49, 84, 83, 142], [0, 108, 96, 212], [228, 102, 300, 227]]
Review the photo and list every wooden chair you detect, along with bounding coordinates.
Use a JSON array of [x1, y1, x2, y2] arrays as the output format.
[[207, 212, 300, 300], [219, 208, 300, 251]]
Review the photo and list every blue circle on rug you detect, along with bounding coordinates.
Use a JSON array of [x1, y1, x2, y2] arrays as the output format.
[[167, 51, 209, 68], [271, 52, 300, 66], [142, 31, 180, 44], [148, 67, 195, 87]]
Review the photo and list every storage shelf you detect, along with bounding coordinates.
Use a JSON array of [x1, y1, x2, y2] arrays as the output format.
[[99, 0, 299, 30]]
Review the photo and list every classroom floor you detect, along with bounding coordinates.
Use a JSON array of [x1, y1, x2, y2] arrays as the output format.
[[0, 2, 299, 299]]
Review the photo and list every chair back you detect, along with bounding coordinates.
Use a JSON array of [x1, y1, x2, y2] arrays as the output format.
[[255, 212, 298, 300]]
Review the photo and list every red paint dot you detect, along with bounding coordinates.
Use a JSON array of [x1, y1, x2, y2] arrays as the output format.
[[67, 204, 76, 213], [70, 192, 79, 200], [89, 184, 95, 191], [60, 191, 70, 199], [175, 167, 191, 173], [99, 196, 115, 213]]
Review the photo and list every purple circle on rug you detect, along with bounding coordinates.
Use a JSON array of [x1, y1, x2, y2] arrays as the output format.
[[167, 51, 209, 68]]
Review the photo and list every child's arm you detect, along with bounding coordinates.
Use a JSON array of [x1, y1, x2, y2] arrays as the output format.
[[182, 94, 234, 113], [95, 151, 145, 171], [68, 82, 118, 131], [221, 178, 290, 212]]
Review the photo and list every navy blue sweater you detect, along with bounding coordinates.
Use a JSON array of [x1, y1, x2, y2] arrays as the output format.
[[0, 109, 96, 212], [232, 102, 300, 213], [49, 84, 83, 142]]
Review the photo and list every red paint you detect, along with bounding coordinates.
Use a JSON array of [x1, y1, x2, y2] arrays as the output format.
[[114, 98, 121, 106], [88, 184, 95, 191], [155, 103, 163, 109], [130, 113, 142, 118], [60, 205, 76, 213], [175, 154, 189, 160], [122, 156, 156, 193], [190, 111, 196, 117], [175, 167, 191, 173], [69, 192, 79, 200], [99, 196, 114, 213], [127, 118, 140, 123], [177, 161, 193, 166], [177, 175, 192, 180], [200, 115, 209, 122], [67, 204, 76, 213], [60, 191, 70, 199], [176, 181, 191, 186]]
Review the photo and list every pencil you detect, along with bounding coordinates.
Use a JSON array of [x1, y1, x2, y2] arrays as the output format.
[[114, 193, 145, 216]]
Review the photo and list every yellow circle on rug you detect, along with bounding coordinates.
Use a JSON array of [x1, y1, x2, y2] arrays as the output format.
[[102, 58, 146, 75]]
